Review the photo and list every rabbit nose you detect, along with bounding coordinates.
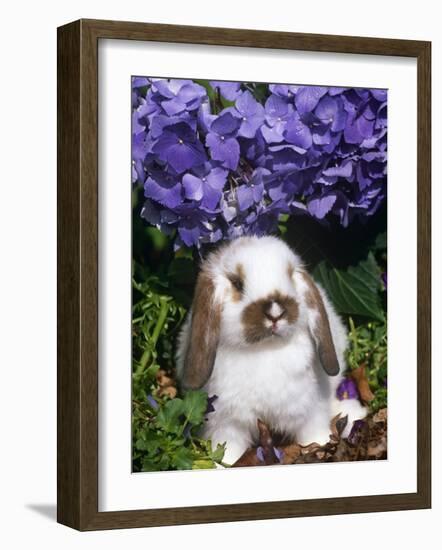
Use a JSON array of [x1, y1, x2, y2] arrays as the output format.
[[264, 301, 285, 322]]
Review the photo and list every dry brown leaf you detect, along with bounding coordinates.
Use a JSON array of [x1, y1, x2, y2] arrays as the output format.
[[232, 449, 261, 467], [156, 369, 174, 387], [231, 408, 387, 468], [158, 385, 177, 399], [301, 442, 321, 454], [366, 436, 387, 458], [351, 365, 375, 403], [281, 443, 302, 464], [373, 408, 387, 423], [330, 413, 348, 439], [257, 419, 279, 465], [233, 419, 278, 467]]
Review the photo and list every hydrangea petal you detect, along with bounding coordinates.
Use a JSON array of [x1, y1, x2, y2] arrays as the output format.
[[182, 174, 204, 201], [206, 133, 240, 170], [236, 185, 254, 210], [307, 194, 337, 219], [284, 114, 312, 149], [295, 86, 328, 113], [210, 81, 242, 101], [210, 111, 240, 136], [144, 177, 183, 208]]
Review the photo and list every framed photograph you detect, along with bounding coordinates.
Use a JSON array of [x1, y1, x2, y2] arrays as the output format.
[[57, 19, 431, 530]]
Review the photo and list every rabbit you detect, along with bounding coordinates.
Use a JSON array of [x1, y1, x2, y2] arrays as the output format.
[[176, 235, 366, 466]]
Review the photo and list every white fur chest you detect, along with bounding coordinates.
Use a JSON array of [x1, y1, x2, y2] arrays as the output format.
[[203, 331, 328, 443]]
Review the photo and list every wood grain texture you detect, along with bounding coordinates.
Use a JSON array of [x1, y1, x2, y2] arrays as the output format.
[[57, 20, 81, 529], [57, 19, 99, 530], [416, 41, 431, 507], [83, 18, 427, 57], [57, 19, 431, 531]]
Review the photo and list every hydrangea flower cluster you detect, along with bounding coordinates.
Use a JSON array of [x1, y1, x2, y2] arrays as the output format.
[[132, 77, 387, 248]]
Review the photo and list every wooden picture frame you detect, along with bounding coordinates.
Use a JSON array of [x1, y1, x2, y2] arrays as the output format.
[[57, 18, 431, 531]]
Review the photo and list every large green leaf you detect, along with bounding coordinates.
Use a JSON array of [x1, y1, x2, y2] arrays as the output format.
[[313, 252, 385, 322], [372, 231, 387, 251], [156, 398, 185, 433], [171, 447, 194, 470], [182, 390, 208, 425]]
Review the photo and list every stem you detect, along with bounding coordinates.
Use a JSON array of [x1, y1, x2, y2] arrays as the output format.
[[215, 87, 223, 113], [178, 418, 190, 438], [135, 299, 169, 376], [349, 317, 358, 363], [244, 83, 255, 95]]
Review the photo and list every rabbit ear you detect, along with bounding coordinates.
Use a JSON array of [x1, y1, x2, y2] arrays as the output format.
[[182, 270, 221, 389], [299, 271, 340, 376]]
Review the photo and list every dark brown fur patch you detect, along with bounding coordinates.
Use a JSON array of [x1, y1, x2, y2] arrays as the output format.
[[287, 263, 295, 281], [242, 291, 299, 343], [182, 271, 221, 389], [226, 263, 245, 302], [300, 271, 340, 376]]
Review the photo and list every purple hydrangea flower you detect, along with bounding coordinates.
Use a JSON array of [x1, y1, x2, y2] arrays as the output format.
[[256, 446, 265, 462], [146, 394, 159, 409], [182, 163, 227, 210], [284, 111, 313, 151], [307, 194, 337, 220], [205, 394, 218, 415], [144, 174, 183, 209], [274, 447, 284, 462], [315, 95, 347, 133], [236, 167, 268, 211], [262, 94, 294, 144], [132, 78, 388, 248], [295, 86, 328, 114], [152, 79, 206, 116], [347, 419, 366, 445], [269, 84, 299, 99], [171, 202, 220, 247], [233, 90, 265, 138], [256, 445, 284, 464], [210, 81, 242, 101], [336, 378, 359, 400], [206, 112, 241, 170], [152, 121, 207, 174]]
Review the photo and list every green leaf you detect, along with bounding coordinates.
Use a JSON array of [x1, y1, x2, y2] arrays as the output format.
[[141, 457, 163, 471], [171, 447, 194, 470], [220, 96, 235, 108], [250, 83, 269, 104], [135, 437, 149, 451], [156, 398, 185, 433], [145, 226, 169, 251], [210, 443, 225, 463], [373, 231, 387, 251], [192, 459, 216, 469], [182, 390, 208, 425], [194, 79, 215, 100], [144, 433, 164, 454], [371, 387, 388, 411], [313, 253, 384, 322]]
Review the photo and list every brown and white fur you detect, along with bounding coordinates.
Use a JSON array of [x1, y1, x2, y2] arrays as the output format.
[[176, 235, 366, 465]]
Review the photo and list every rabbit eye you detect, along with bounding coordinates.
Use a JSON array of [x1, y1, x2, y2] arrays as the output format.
[[226, 264, 245, 300], [230, 276, 244, 293]]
